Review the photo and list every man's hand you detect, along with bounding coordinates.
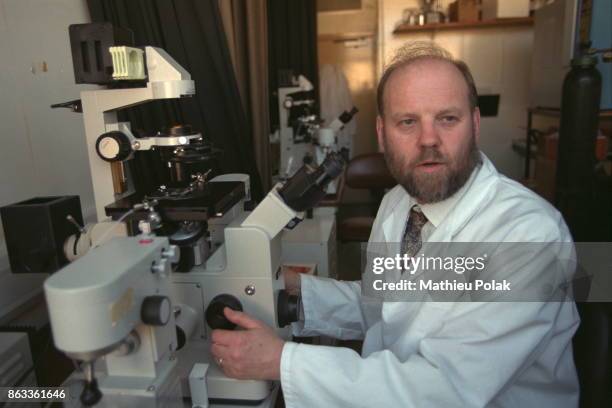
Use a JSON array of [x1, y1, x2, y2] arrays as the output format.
[[283, 269, 302, 296], [210, 307, 285, 380]]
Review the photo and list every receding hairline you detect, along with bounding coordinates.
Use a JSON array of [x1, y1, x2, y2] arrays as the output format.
[[377, 44, 479, 116], [383, 57, 472, 110]]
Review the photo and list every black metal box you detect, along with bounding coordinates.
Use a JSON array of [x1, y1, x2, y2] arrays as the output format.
[[1, 196, 83, 274], [69, 22, 134, 84]]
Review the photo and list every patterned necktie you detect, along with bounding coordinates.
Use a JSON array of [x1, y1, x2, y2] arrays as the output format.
[[402, 205, 429, 258]]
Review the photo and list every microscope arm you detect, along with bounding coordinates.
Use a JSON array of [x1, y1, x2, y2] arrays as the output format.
[[241, 151, 346, 239], [82, 46, 194, 113], [241, 189, 299, 239]]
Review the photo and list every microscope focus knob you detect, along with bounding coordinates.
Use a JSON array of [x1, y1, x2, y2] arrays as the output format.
[[277, 290, 301, 328], [205, 294, 243, 330], [96, 131, 132, 162], [141, 295, 171, 326], [161, 245, 180, 264]]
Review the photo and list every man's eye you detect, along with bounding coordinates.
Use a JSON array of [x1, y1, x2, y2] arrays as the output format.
[[440, 116, 458, 123], [399, 119, 415, 126]]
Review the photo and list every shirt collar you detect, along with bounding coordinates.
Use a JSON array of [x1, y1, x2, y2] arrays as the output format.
[[412, 162, 482, 228]]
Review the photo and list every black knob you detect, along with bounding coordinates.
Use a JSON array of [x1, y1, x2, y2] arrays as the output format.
[[205, 294, 243, 330], [141, 295, 171, 326], [80, 378, 102, 406], [95, 131, 132, 162], [277, 290, 300, 328]]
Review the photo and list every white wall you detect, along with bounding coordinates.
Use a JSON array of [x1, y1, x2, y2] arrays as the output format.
[[0, 0, 95, 273], [377, 0, 533, 180]]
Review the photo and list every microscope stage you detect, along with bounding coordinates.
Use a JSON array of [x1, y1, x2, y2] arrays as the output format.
[[105, 181, 245, 222]]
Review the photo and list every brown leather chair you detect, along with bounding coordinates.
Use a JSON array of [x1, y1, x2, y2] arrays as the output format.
[[337, 153, 396, 242]]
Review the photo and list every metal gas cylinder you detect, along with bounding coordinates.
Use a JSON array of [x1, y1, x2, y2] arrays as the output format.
[[555, 54, 602, 240]]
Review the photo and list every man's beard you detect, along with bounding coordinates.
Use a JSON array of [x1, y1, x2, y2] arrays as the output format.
[[383, 133, 481, 204]]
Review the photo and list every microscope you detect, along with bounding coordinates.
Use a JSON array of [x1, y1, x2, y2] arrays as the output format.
[[44, 23, 346, 407], [45, 235, 181, 406], [269, 72, 357, 194], [269, 74, 320, 179], [52, 23, 242, 269]]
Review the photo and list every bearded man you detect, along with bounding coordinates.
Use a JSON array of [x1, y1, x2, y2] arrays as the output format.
[[209, 42, 580, 408]]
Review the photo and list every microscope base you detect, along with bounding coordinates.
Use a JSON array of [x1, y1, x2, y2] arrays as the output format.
[[63, 370, 279, 408], [63, 361, 182, 407], [210, 383, 279, 408], [177, 340, 273, 403]]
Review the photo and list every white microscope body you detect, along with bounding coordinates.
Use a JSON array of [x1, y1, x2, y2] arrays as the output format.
[[80, 46, 198, 222], [172, 187, 299, 403], [172, 151, 345, 403], [170, 156, 346, 404], [45, 236, 182, 406]]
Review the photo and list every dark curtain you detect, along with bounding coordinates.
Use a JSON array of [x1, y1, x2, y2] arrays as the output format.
[[267, 0, 319, 132], [87, 0, 263, 200]]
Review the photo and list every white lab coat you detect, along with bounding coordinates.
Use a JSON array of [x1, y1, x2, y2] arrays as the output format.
[[319, 64, 356, 155], [281, 154, 579, 408]]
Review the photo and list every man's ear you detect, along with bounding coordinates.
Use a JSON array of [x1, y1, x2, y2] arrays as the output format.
[[472, 107, 481, 143], [376, 115, 385, 152]]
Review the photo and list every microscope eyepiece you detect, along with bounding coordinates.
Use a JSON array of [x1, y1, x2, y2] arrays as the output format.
[[278, 151, 347, 212]]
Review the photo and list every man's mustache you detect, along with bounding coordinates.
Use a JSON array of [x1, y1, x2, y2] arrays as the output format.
[[411, 148, 447, 166]]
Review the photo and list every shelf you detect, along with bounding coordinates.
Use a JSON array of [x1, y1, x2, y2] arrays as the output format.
[[318, 32, 374, 42], [393, 17, 533, 34], [529, 106, 612, 119]]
